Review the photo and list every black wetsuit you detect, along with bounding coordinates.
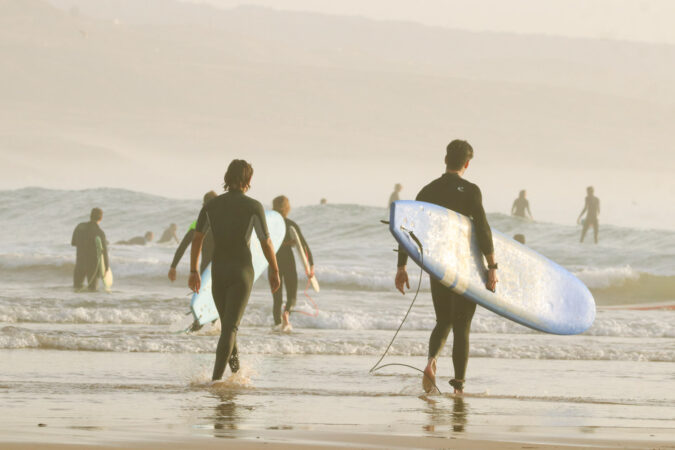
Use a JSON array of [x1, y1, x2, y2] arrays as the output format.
[[512, 197, 529, 218], [117, 236, 147, 245], [580, 195, 600, 243], [273, 218, 313, 325], [71, 221, 108, 291], [398, 172, 494, 382], [171, 222, 214, 274], [195, 190, 269, 381]]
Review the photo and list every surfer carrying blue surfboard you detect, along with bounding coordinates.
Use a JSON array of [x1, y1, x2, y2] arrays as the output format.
[[394, 140, 498, 394], [271, 195, 315, 331], [188, 160, 281, 381], [71, 207, 109, 292]]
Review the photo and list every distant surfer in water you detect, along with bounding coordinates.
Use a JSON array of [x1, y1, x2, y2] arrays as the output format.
[[157, 223, 179, 244], [395, 140, 498, 394], [271, 195, 315, 331], [116, 231, 153, 245], [189, 160, 280, 381], [168, 191, 217, 282], [513, 234, 526, 245], [71, 207, 109, 291], [577, 186, 600, 244], [511, 190, 533, 220], [388, 183, 403, 206]]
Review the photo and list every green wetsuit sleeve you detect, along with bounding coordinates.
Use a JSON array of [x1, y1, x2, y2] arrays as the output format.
[[171, 229, 195, 269]]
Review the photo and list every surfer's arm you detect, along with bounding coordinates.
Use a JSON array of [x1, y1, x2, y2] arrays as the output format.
[[471, 187, 494, 256], [188, 231, 204, 292], [577, 199, 588, 222], [71, 224, 81, 247], [171, 229, 194, 269]]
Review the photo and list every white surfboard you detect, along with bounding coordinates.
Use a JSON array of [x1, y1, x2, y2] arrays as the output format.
[[290, 226, 319, 293], [390, 200, 595, 335], [95, 236, 113, 292]]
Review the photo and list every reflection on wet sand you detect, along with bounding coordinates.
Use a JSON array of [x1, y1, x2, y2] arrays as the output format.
[[422, 394, 468, 434], [211, 391, 240, 437]]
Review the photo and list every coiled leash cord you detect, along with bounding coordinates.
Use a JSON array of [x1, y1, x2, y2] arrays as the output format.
[[369, 226, 443, 394]]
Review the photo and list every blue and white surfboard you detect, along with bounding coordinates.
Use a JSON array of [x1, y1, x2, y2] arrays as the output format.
[[390, 201, 595, 335], [189, 210, 286, 329]]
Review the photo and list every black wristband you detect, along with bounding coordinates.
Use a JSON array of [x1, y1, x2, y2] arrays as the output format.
[[190, 270, 199, 274], [487, 263, 498, 270]]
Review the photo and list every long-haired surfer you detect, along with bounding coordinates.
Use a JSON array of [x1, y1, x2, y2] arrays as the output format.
[[157, 223, 180, 244], [71, 207, 109, 291], [511, 189, 533, 221], [188, 160, 280, 381], [577, 186, 600, 244], [167, 190, 217, 282], [271, 195, 315, 331], [394, 140, 498, 394]]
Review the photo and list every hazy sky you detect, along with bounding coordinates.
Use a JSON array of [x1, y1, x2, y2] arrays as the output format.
[[194, 0, 675, 45]]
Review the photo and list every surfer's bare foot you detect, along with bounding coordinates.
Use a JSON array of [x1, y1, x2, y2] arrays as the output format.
[[422, 358, 437, 393], [282, 311, 291, 328]]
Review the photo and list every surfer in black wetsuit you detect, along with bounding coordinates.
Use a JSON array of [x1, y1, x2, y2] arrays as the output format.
[[189, 160, 280, 381], [168, 191, 217, 282], [271, 195, 314, 331], [71, 207, 109, 291], [395, 140, 498, 394], [388, 183, 403, 207], [116, 231, 153, 245], [511, 190, 533, 220], [577, 186, 600, 244]]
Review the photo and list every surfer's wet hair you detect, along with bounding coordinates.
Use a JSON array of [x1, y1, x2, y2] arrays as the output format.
[[272, 195, 290, 217], [224, 159, 254, 191], [90, 207, 103, 222], [203, 190, 218, 205], [445, 140, 473, 170]]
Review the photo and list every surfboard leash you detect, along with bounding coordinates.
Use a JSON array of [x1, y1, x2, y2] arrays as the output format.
[[369, 228, 443, 394], [294, 279, 319, 317]]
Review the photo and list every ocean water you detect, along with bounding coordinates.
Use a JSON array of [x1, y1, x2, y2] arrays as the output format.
[[0, 187, 674, 445]]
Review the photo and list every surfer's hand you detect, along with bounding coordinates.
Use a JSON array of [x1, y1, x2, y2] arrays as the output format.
[[269, 269, 281, 293], [168, 268, 176, 282], [188, 271, 201, 293], [486, 268, 498, 292], [395, 267, 410, 294]]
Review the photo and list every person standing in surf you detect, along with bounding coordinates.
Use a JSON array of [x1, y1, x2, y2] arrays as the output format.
[[271, 195, 315, 331], [394, 140, 498, 394], [511, 190, 533, 220], [577, 186, 600, 244], [71, 207, 109, 291], [168, 190, 218, 282], [388, 183, 403, 206], [189, 160, 280, 381]]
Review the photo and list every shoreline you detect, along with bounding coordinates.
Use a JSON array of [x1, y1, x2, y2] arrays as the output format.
[[2, 428, 674, 450]]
